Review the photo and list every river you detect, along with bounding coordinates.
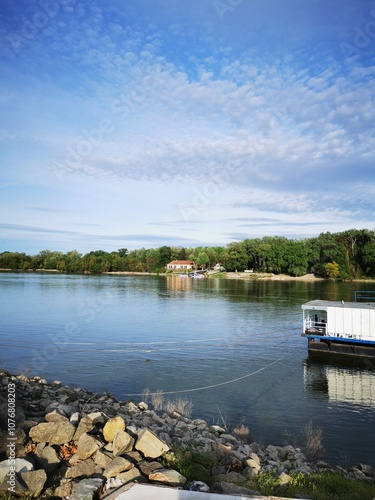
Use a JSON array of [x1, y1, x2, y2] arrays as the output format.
[[1, 272, 374, 467]]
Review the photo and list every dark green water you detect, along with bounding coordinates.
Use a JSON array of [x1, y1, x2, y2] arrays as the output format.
[[1, 273, 374, 466]]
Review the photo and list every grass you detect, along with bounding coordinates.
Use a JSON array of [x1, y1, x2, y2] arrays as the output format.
[[247, 471, 375, 500], [162, 444, 375, 500]]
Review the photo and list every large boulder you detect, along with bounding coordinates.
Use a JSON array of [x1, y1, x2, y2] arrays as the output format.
[[103, 416, 126, 442]]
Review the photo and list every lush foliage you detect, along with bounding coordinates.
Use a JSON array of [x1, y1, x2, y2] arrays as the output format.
[[0, 229, 374, 278]]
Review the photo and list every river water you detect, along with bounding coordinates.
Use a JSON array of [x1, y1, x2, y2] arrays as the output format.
[[1, 272, 375, 467]]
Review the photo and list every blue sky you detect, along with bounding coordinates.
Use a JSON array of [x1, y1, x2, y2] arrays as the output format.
[[1, 0, 374, 254]]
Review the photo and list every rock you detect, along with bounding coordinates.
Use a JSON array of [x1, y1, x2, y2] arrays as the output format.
[[87, 411, 106, 424], [117, 467, 145, 484], [70, 477, 104, 500], [137, 460, 164, 476], [278, 471, 291, 485], [94, 450, 113, 469], [66, 458, 97, 479], [0, 471, 29, 496], [135, 428, 170, 459], [103, 457, 134, 478], [70, 412, 81, 426], [29, 421, 75, 445], [190, 480, 210, 492], [45, 409, 69, 423], [53, 479, 73, 498], [242, 466, 260, 479], [138, 402, 148, 411], [74, 416, 95, 441], [0, 458, 34, 482], [77, 433, 103, 460], [103, 416, 126, 442], [112, 430, 135, 456], [149, 468, 187, 486], [209, 425, 226, 434], [35, 445, 61, 474], [221, 481, 259, 496], [20, 469, 47, 497]]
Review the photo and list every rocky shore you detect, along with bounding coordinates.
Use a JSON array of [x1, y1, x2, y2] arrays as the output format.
[[0, 372, 374, 499]]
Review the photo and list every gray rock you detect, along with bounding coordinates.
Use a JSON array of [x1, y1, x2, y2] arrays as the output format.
[[20, 469, 47, 496], [0, 458, 33, 482], [220, 481, 259, 496], [29, 421, 75, 445], [0, 471, 29, 496], [70, 477, 104, 500], [35, 445, 61, 474]]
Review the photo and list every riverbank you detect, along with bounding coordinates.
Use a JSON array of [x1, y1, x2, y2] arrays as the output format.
[[1, 372, 375, 499]]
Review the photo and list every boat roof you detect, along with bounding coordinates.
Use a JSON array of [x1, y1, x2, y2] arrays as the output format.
[[302, 300, 375, 310]]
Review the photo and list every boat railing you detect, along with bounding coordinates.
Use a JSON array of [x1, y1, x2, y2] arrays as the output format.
[[304, 318, 327, 335], [354, 290, 375, 302]]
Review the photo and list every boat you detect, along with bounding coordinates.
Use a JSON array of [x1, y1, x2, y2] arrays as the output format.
[[301, 291, 375, 360], [189, 272, 206, 279]]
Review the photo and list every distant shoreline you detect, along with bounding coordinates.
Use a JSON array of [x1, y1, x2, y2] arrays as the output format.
[[2, 269, 375, 282]]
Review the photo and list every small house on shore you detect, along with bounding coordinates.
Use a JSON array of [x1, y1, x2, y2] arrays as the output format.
[[167, 260, 194, 271]]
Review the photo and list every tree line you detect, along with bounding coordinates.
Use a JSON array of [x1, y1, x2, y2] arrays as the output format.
[[0, 229, 374, 279]]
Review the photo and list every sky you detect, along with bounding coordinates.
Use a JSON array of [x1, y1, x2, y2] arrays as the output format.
[[0, 0, 375, 254]]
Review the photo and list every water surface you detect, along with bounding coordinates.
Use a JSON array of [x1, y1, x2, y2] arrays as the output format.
[[1, 272, 374, 467]]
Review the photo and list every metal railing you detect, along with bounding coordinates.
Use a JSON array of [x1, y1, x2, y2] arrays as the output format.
[[354, 290, 375, 302]]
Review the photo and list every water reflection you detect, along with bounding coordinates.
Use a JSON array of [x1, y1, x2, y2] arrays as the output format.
[[304, 361, 375, 407]]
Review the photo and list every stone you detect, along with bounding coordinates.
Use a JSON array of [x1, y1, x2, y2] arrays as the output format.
[[29, 421, 75, 445], [0, 458, 34, 482], [77, 433, 103, 460], [135, 428, 170, 459], [138, 402, 148, 411], [20, 469, 47, 497], [209, 425, 226, 434], [94, 450, 113, 469], [0, 472, 28, 496], [36, 445, 61, 474], [103, 416, 126, 442], [73, 416, 95, 441], [66, 458, 97, 479], [87, 411, 107, 424], [70, 412, 81, 426], [103, 457, 134, 478], [45, 409, 69, 423], [278, 471, 291, 485], [221, 481, 259, 496], [137, 460, 164, 476], [54, 480, 73, 498], [117, 466, 145, 484], [149, 468, 187, 487], [242, 466, 260, 479], [70, 477, 104, 500], [113, 430, 135, 456]]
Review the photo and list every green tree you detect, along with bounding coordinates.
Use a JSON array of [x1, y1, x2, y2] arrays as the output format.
[[325, 261, 340, 279]]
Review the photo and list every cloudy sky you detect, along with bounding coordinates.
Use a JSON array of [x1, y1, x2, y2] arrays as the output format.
[[1, 0, 374, 254]]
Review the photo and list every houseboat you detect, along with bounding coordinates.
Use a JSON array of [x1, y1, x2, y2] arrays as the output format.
[[301, 291, 375, 359]]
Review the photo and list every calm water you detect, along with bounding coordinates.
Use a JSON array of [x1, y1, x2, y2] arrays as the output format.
[[1, 272, 375, 467]]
